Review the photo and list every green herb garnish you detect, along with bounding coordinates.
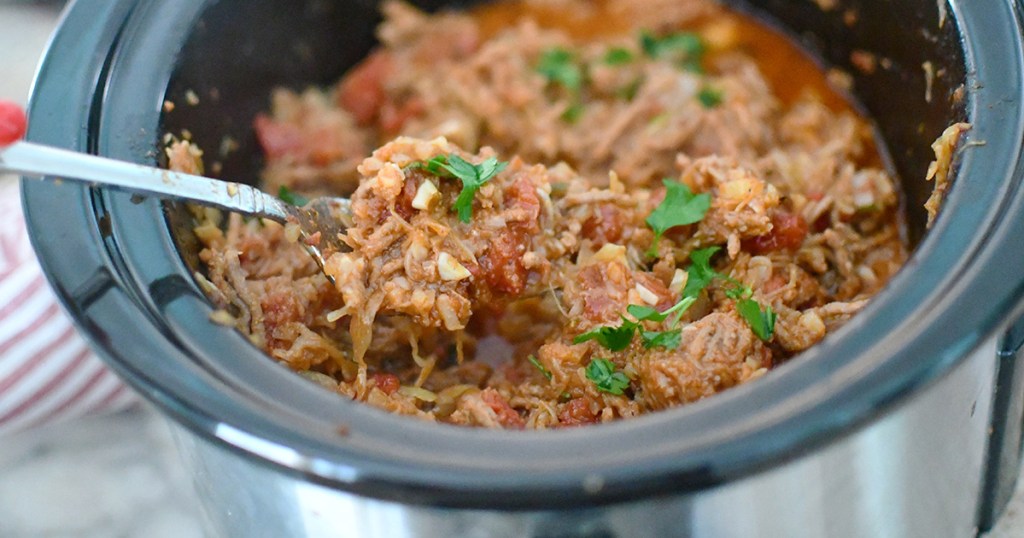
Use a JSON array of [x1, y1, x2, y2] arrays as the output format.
[[641, 328, 682, 350], [698, 87, 723, 109], [662, 296, 698, 328], [537, 48, 583, 91], [577, 244, 777, 348], [646, 180, 712, 257], [406, 155, 455, 177], [626, 304, 668, 323], [640, 30, 705, 71], [617, 77, 643, 101], [627, 298, 697, 328], [537, 48, 587, 123], [682, 247, 777, 341], [413, 154, 507, 223], [576, 296, 698, 353], [604, 47, 634, 65], [562, 102, 585, 123], [447, 155, 508, 223], [736, 298, 777, 341], [528, 355, 553, 381], [277, 185, 309, 206], [585, 358, 631, 395], [683, 246, 720, 298], [573, 318, 638, 352]]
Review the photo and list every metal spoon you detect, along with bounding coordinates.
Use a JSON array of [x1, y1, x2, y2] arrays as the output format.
[[0, 105, 349, 283]]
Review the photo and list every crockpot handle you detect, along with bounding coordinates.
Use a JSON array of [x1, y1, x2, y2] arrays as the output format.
[[978, 317, 1024, 531]]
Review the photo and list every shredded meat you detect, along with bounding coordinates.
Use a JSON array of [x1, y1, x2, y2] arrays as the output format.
[[181, 0, 969, 429], [636, 312, 771, 409]]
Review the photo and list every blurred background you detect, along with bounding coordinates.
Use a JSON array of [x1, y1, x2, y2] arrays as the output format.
[[0, 2, 202, 537], [1, 1, 1023, 537]]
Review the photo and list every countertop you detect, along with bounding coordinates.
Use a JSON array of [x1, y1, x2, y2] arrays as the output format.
[[2, 3, 1024, 537]]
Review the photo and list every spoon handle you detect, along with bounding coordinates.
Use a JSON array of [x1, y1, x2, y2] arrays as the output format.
[[0, 140, 290, 222]]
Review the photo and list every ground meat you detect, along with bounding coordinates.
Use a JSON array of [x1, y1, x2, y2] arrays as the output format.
[[582, 204, 625, 245], [181, 0, 947, 429], [636, 312, 770, 409], [450, 388, 525, 428]]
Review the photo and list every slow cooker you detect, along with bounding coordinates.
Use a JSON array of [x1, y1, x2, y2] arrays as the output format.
[[20, 0, 1024, 536]]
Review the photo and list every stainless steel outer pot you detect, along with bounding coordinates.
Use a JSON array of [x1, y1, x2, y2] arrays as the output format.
[[20, 0, 1024, 536]]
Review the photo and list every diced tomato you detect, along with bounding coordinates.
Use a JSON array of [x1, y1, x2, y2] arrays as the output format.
[[480, 388, 525, 429], [0, 101, 27, 146], [392, 175, 419, 221], [479, 227, 529, 295], [477, 178, 540, 296], [581, 203, 624, 245], [505, 177, 541, 225], [337, 51, 392, 126], [371, 372, 401, 395], [742, 211, 809, 254], [558, 396, 599, 426], [253, 115, 304, 159]]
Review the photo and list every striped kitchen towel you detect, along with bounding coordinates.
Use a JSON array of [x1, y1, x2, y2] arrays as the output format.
[[0, 179, 137, 436]]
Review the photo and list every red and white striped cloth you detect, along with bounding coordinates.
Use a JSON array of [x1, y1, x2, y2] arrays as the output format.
[[0, 180, 137, 436]]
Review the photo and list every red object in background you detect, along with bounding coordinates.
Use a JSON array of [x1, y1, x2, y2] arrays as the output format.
[[0, 175, 137, 437], [0, 101, 28, 146]]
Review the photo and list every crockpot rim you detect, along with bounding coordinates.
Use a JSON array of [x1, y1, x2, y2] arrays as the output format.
[[21, 0, 1024, 509]]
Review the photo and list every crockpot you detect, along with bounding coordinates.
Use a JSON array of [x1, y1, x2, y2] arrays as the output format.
[[20, 0, 1024, 536]]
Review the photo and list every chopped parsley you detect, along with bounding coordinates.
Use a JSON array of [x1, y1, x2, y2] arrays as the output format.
[[573, 318, 638, 352], [662, 296, 698, 327], [646, 180, 712, 257], [562, 102, 585, 123], [575, 296, 698, 353], [723, 281, 750, 301], [572, 245, 777, 350], [641, 328, 681, 349], [682, 247, 777, 341], [537, 48, 583, 91], [628, 297, 697, 328], [446, 155, 508, 223], [406, 155, 455, 177], [585, 358, 631, 395], [528, 355, 553, 381], [537, 48, 587, 123], [698, 87, 723, 109], [638, 297, 699, 348], [573, 227, 783, 353], [736, 298, 777, 341], [604, 47, 634, 65], [409, 154, 508, 223], [640, 30, 706, 71], [277, 185, 309, 206], [683, 246, 720, 298], [617, 77, 643, 101], [626, 304, 668, 323]]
